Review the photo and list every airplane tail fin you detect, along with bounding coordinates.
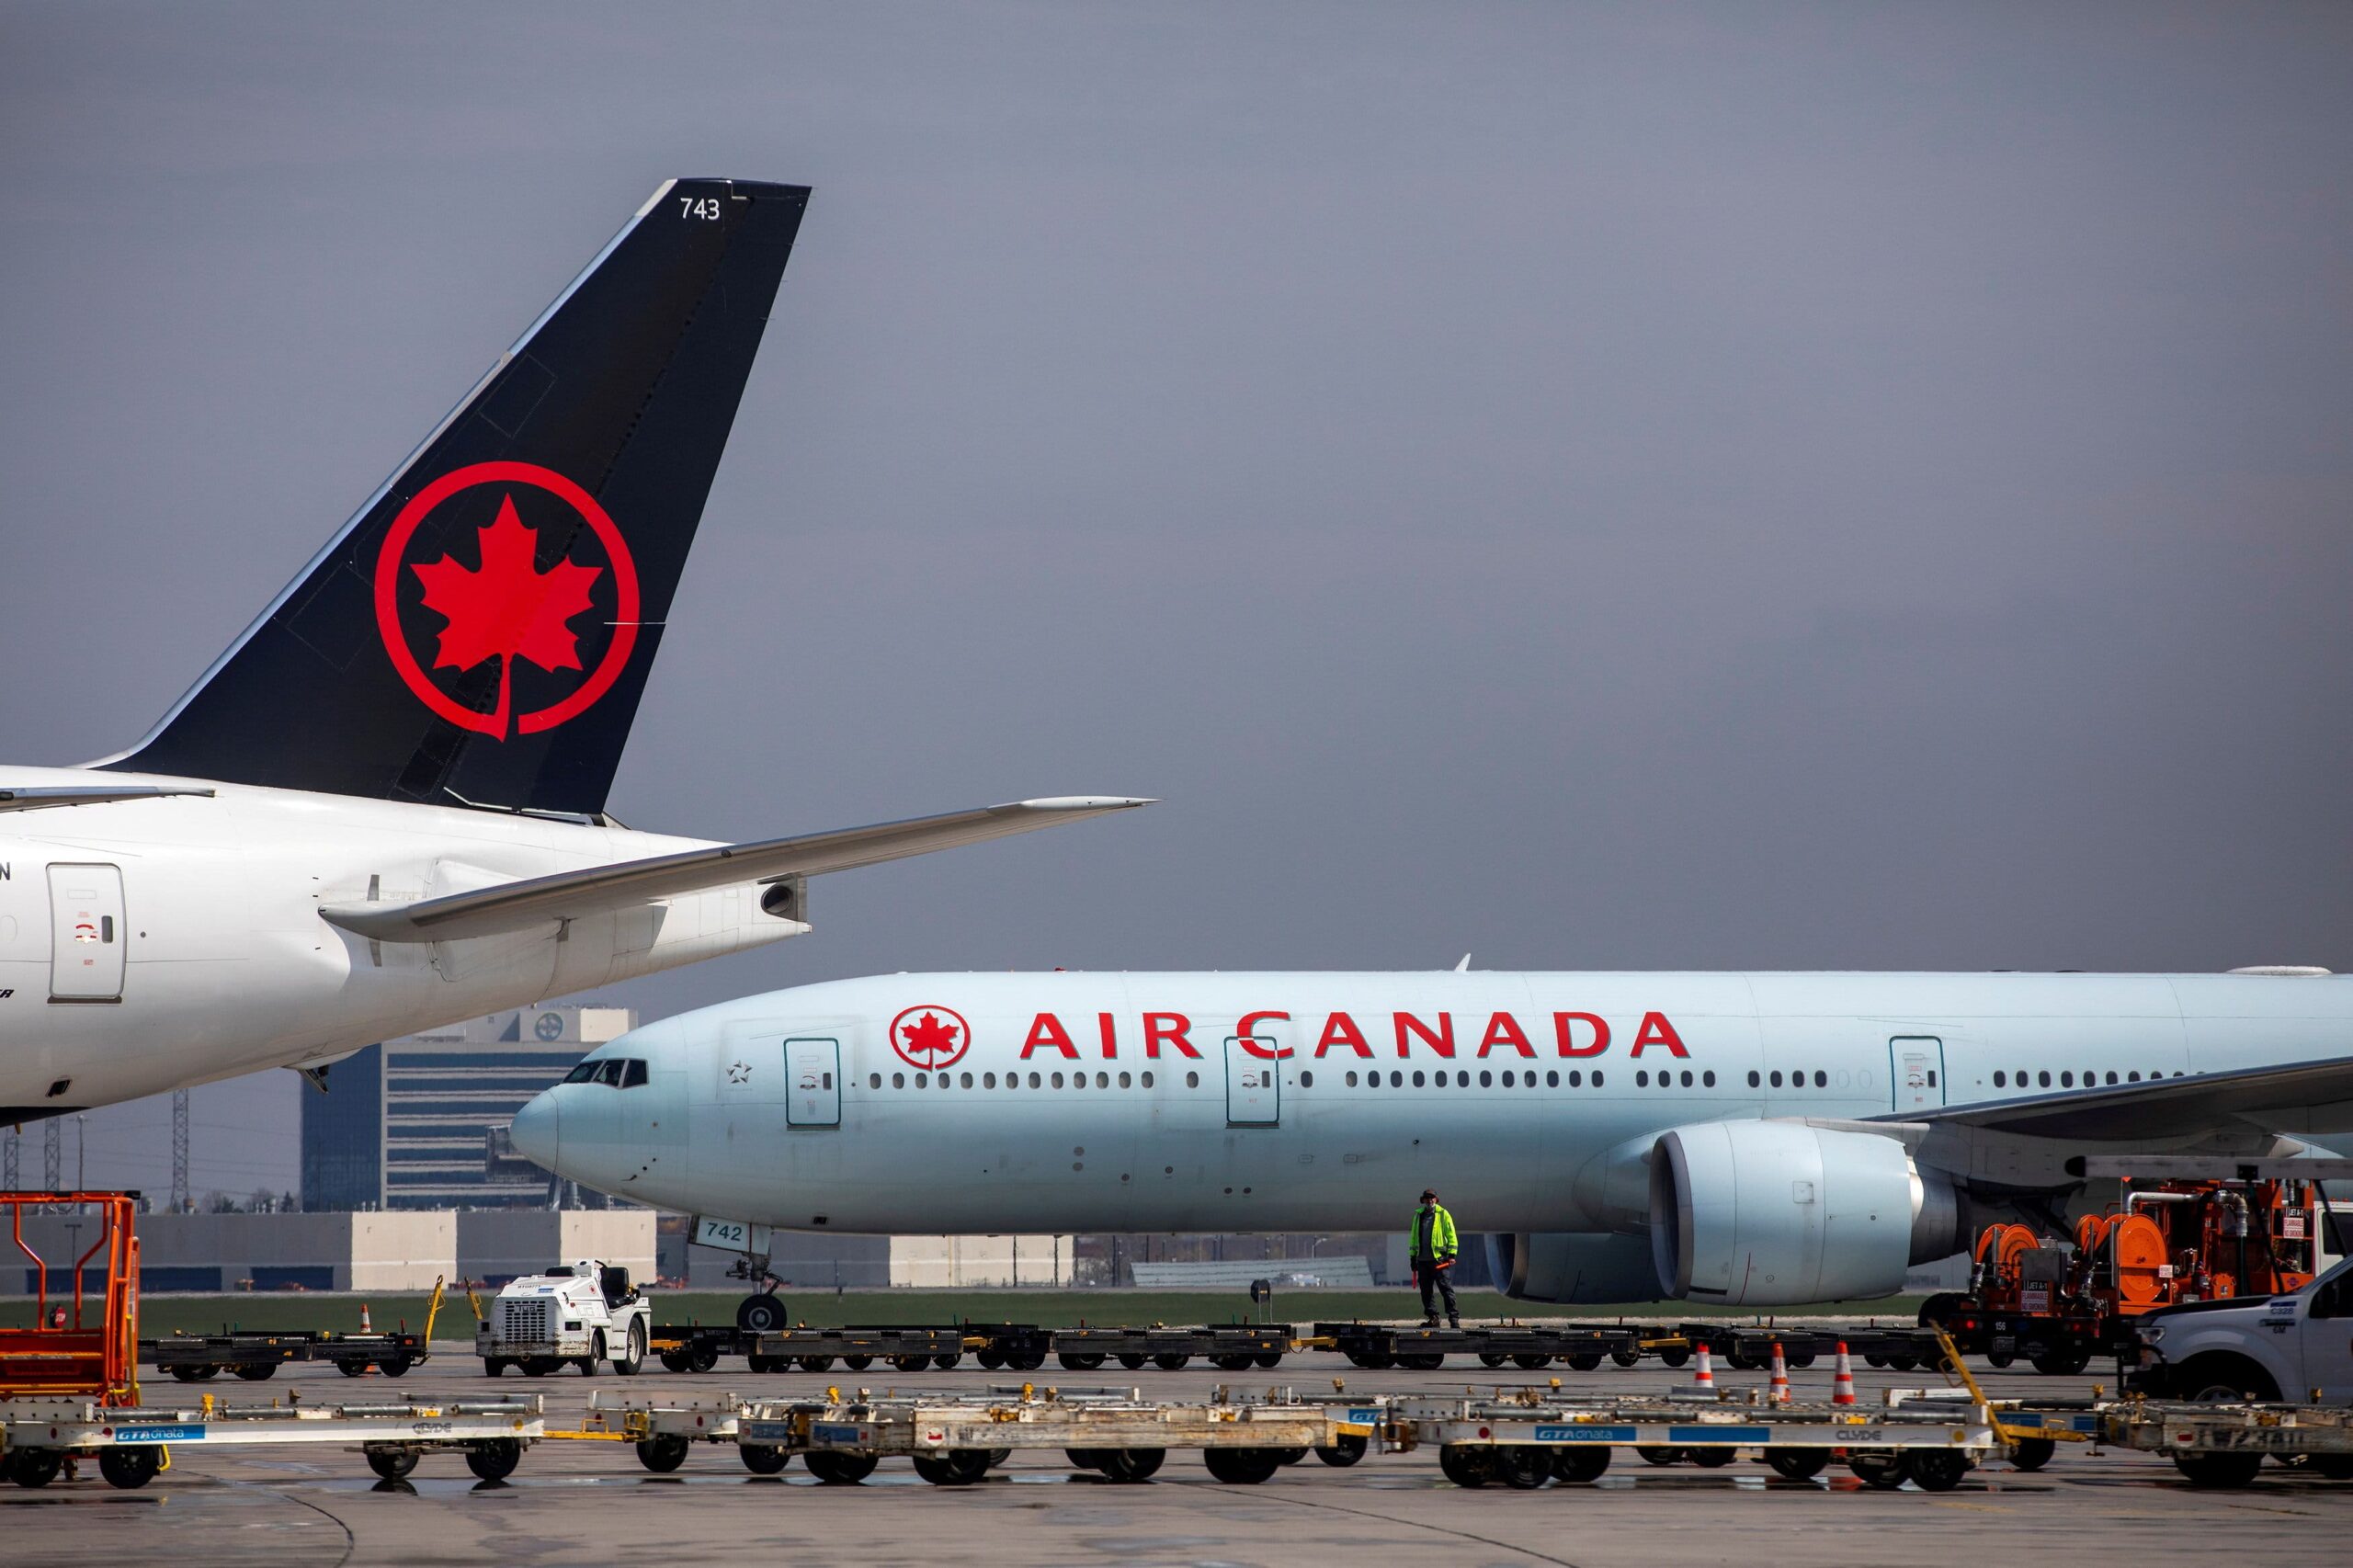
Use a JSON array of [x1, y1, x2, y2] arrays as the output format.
[[97, 179, 810, 817]]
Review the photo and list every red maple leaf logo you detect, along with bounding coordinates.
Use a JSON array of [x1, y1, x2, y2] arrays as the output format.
[[410, 494, 602, 739], [898, 1011, 961, 1065]]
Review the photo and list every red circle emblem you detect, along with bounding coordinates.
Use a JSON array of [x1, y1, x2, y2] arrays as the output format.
[[890, 1005, 972, 1071], [373, 460, 641, 739]]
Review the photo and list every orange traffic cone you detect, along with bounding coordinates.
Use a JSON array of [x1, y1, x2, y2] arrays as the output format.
[[1692, 1344, 1716, 1393], [1831, 1341, 1857, 1405], [358, 1301, 372, 1335], [1768, 1341, 1791, 1405]]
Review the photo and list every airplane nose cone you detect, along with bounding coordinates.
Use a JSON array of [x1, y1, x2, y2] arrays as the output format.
[[510, 1091, 560, 1168]]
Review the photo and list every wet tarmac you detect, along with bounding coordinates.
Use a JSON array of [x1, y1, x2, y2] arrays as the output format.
[[4, 1347, 2346, 1565]]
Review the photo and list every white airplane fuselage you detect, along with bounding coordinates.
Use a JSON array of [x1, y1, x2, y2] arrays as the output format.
[[0, 766, 794, 1115], [521, 969, 2353, 1238]]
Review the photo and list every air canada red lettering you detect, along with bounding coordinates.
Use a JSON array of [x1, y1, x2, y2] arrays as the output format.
[[1020, 1012, 1079, 1060], [1236, 1010, 1292, 1060], [1097, 1012, 1119, 1059], [1631, 1011, 1688, 1058], [1315, 1012, 1372, 1058], [1393, 1012, 1454, 1058], [1478, 1012, 1535, 1058], [1143, 1012, 1200, 1059], [1554, 1012, 1609, 1057]]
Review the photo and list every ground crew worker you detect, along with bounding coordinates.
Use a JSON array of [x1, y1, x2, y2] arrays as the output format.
[[1409, 1187, 1460, 1327]]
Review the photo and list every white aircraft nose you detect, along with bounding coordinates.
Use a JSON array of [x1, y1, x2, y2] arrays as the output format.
[[510, 1091, 560, 1167]]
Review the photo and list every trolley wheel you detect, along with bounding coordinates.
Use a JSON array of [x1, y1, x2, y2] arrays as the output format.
[[1766, 1448, 1829, 1481], [2005, 1437, 2056, 1471], [1656, 1347, 1690, 1369], [841, 1354, 873, 1371], [1058, 1351, 1106, 1371], [1635, 1445, 1686, 1466], [483, 1358, 507, 1378], [1863, 1352, 1887, 1369], [933, 1354, 962, 1370], [1271, 1447, 1310, 1467], [465, 1439, 523, 1483], [1907, 1451, 1972, 1492], [2172, 1449, 2264, 1489], [169, 1365, 202, 1382], [802, 1449, 878, 1484], [688, 1346, 720, 1374], [1255, 1351, 1282, 1369], [1436, 1444, 1494, 1488], [1400, 1352, 1447, 1371], [1985, 1350, 2016, 1369], [984, 1449, 1013, 1470], [740, 1444, 791, 1476], [2030, 1347, 2090, 1377], [9, 1449, 64, 1488], [1723, 1348, 1760, 1371], [335, 1358, 370, 1377], [99, 1445, 164, 1490], [1097, 1448, 1165, 1483], [1564, 1352, 1604, 1372], [1363, 1350, 1398, 1370], [2309, 1454, 2353, 1481], [1846, 1449, 1911, 1489], [977, 1350, 1007, 1370], [378, 1355, 414, 1379], [798, 1355, 835, 1373], [912, 1449, 992, 1487], [1202, 1447, 1281, 1485], [637, 1435, 689, 1472], [890, 1355, 927, 1372], [735, 1292, 788, 1334], [1315, 1434, 1369, 1467], [1492, 1445, 1552, 1489], [1609, 1349, 1640, 1369], [1553, 1446, 1612, 1483], [1784, 1346, 1818, 1369], [657, 1350, 688, 1373], [1688, 1448, 1737, 1469], [1117, 1353, 1148, 1370], [1153, 1353, 1189, 1371], [365, 1447, 420, 1482], [1511, 1353, 1552, 1370], [1211, 1353, 1256, 1371], [747, 1355, 785, 1374], [233, 1364, 278, 1381], [1884, 1353, 1919, 1373], [1478, 1351, 1508, 1369], [1008, 1348, 1048, 1372], [611, 1321, 646, 1377]]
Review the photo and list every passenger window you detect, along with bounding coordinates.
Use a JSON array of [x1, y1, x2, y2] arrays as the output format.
[[983, 1072, 996, 1088], [1813, 1070, 1826, 1088], [1546, 1071, 1559, 1087], [1680, 1070, 1694, 1087], [2127, 1070, 2140, 1082], [1411, 1071, 1426, 1087], [2061, 1072, 2074, 1087], [1346, 1071, 1358, 1086], [869, 1073, 881, 1089], [1993, 1071, 2005, 1087], [1118, 1072, 1131, 1088], [1748, 1070, 1761, 1088], [1769, 1070, 1782, 1088], [892, 1072, 905, 1089], [1568, 1070, 1582, 1087], [960, 1072, 973, 1088], [1390, 1071, 1404, 1087], [2038, 1071, 2052, 1087], [1590, 1070, 1604, 1087], [1141, 1072, 1154, 1088], [1096, 1072, 1109, 1088], [916, 1072, 929, 1088], [1701, 1070, 1715, 1088], [621, 1060, 648, 1088], [1185, 1072, 1199, 1088], [1051, 1073, 1064, 1088], [1300, 1070, 1313, 1087], [1501, 1071, 1516, 1087], [1478, 1070, 1492, 1087], [1637, 1070, 1649, 1087]]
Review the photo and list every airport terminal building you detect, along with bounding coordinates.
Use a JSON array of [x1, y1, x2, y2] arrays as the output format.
[[300, 1004, 634, 1211]]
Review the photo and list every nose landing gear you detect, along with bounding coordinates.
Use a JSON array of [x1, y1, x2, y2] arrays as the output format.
[[730, 1250, 788, 1334]]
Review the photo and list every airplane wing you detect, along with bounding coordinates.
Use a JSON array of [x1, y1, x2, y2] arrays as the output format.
[[1878, 1053, 2353, 1142], [0, 784, 213, 813], [318, 796, 1152, 943]]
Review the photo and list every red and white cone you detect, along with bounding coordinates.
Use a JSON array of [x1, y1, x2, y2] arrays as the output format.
[[1831, 1340, 1858, 1405], [1691, 1344, 1716, 1393], [358, 1302, 372, 1335], [1768, 1341, 1791, 1404]]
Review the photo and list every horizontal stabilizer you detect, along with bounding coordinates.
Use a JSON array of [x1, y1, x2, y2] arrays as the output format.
[[319, 796, 1153, 943]]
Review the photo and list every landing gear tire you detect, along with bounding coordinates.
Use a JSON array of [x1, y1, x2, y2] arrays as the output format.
[[1847, 1449, 1911, 1490], [741, 1444, 791, 1475], [612, 1321, 646, 1376], [1203, 1447, 1281, 1485], [1766, 1448, 1828, 1481], [99, 1445, 163, 1490], [1553, 1446, 1611, 1483], [735, 1293, 788, 1334], [802, 1449, 878, 1484], [465, 1439, 522, 1483], [637, 1435, 689, 1472], [365, 1447, 420, 1482], [1315, 1434, 1368, 1468]]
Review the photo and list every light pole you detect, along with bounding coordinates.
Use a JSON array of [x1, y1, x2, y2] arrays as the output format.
[[74, 1114, 86, 1192]]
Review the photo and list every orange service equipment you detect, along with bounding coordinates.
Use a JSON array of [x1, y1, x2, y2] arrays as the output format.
[[0, 1192, 141, 1405]]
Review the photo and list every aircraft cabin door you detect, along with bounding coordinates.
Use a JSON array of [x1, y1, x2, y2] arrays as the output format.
[[784, 1038, 841, 1129], [1890, 1036, 1946, 1112], [1223, 1031, 1282, 1127], [47, 863, 125, 1002]]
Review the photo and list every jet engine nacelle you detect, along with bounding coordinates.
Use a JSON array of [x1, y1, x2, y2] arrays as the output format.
[[1488, 1231, 1661, 1304], [1648, 1120, 1961, 1306]]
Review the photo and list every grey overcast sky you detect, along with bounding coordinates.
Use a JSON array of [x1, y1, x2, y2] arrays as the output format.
[[4, 2, 2349, 1198]]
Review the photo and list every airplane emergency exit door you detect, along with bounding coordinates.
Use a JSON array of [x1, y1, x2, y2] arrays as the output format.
[[48, 863, 125, 1002], [785, 1038, 841, 1128], [1889, 1037, 1947, 1111]]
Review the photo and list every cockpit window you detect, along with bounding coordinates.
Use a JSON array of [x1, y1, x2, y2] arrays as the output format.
[[563, 1062, 600, 1085], [621, 1059, 648, 1088], [564, 1058, 645, 1087]]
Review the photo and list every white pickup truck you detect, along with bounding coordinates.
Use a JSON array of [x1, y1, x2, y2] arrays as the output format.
[[478, 1260, 651, 1377], [2132, 1252, 2353, 1405]]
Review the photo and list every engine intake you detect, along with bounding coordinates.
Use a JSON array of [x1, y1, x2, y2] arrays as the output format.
[[1648, 1120, 1958, 1306]]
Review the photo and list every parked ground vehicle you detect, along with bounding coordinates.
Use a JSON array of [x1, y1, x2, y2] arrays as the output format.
[[477, 1262, 650, 1377], [2131, 1250, 2353, 1407]]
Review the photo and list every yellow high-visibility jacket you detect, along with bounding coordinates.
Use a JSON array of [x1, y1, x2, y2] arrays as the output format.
[[1408, 1202, 1458, 1264]]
